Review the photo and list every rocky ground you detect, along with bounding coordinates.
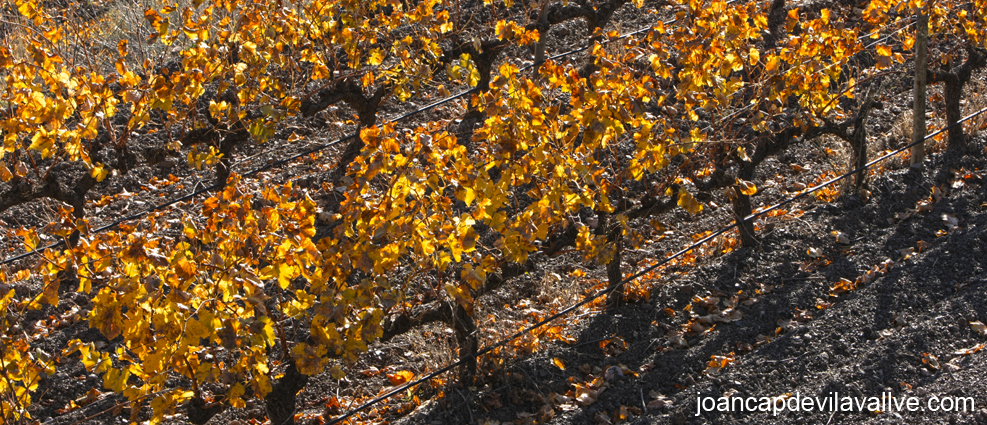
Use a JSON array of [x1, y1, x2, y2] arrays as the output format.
[[410, 145, 987, 425], [2, 1, 987, 423]]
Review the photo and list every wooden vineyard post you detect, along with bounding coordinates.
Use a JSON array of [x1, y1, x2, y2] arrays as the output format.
[[911, 0, 929, 167]]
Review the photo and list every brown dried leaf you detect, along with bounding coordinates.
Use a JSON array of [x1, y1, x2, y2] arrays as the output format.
[[943, 214, 959, 229], [537, 404, 555, 423], [613, 405, 633, 423], [14, 161, 28, 177], [718, 308, 743, 322], [575, 387, 599, 406], [667, 331, 688, 349], [515, 411, 538, 425], [922, 353, 940, 370], [830, 278, 857, 295], [647, 391, 673, 410], [618, 364, 638, 378], [793, 308, 812, 322], [893, 315, 907, 327], [600, 336, 627, 356], [482, 392, 503, 410], [777, 319, 797, 332], [952, 343, 985, 356], [859, 188, 871, 202], [706, 353, 736, 372], [722, 186, 738, 200]]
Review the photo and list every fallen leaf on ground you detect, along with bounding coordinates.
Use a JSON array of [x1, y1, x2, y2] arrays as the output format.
[[830, 277, 857, 296], [552, 358, 565, 370], [943, 214, 959, 229], [647, 391, 673, 410], [922, 353, 940, 370], [952, 343, 985, 356], [537, 404, 555, 423], [576, 387, 599, 406], [613, 405, 633, 423], [832, 231, 851, 244], [893, 315, 907, 327], [387, 370, 415, 386], [706, 353, 736, 373]]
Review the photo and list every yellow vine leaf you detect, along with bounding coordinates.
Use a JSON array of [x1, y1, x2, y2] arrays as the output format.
[[91, 163, 109, 182], [677, 189, 703, 215], [738, 179, 757, 196], [228, 383, 247, 409]]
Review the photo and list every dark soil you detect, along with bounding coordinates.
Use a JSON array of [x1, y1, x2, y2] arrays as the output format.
[[429, 148, 987, 425], [3, 1, 987, 424], [22, 140, 987, 425]]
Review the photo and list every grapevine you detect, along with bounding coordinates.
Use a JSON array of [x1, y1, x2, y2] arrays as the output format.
[[0, 0, 985, 422]]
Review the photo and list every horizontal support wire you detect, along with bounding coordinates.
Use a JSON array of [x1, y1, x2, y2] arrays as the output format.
[[3, 1, 976, 421]]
